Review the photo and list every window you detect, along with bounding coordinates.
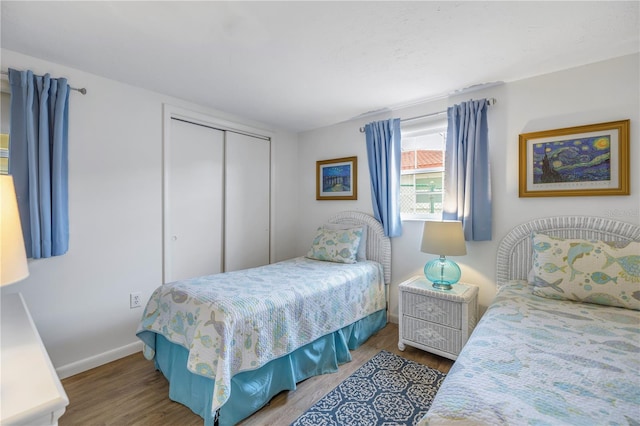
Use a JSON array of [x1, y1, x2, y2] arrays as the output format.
[[1, 90, 9, 174], [400, 119, 446, 220]]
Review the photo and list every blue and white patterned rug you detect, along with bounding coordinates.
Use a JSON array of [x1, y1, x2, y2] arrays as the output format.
[[291, 350, 447, 426]]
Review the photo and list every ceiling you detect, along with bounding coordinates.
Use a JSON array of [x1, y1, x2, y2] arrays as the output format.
[[1, 1, 638, 133]]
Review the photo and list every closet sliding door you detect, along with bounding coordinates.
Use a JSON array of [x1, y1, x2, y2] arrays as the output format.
[[164, 111, 271, 283], [166, 118, 224, 282], [224, 131, 270, 272]]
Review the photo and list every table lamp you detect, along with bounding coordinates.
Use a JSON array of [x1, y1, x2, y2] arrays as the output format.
[[421, 220, 466, 290], [1, 174, 29, 286]]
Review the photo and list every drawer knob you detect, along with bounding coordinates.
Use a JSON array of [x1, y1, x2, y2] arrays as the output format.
[[415, 302, 442, 316]]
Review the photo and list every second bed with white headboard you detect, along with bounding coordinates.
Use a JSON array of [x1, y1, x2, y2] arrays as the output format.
[[421, 216, 640, 425]]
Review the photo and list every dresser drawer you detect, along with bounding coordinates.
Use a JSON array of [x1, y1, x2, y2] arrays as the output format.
[[402, 315, 463, 355], [402, 291, 462, 329]]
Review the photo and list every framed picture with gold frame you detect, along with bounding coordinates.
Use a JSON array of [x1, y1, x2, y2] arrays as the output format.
[[316, 156, 357, 200], [519, 120, 629, 197]]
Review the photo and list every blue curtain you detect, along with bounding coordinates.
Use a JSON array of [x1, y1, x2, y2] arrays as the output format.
[[443, 99, 491, 241], [8, 68, 70, 258], [364, 118, 402, 237]]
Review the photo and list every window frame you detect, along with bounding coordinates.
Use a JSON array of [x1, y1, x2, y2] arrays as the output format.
[[0, 89, 11, 175], [400, 118, 447, 221]]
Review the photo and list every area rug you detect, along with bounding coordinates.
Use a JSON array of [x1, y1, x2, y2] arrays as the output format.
[[291, 350, 447, 426]]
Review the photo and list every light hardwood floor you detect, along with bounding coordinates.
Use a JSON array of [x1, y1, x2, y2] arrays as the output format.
[[60, 323, 453, 426]]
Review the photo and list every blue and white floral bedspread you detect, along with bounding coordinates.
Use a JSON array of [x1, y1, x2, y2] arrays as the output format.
[[421, 280, 640, 426], [136, 257, 385, 412]]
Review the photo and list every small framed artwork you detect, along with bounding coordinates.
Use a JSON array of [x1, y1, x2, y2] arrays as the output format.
[[316, 156, 357, 200], [519, 119, 630, 197]]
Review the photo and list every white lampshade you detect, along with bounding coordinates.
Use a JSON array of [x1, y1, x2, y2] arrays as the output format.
[[1, 174, 29, 286], [421, 220, 467, 256]]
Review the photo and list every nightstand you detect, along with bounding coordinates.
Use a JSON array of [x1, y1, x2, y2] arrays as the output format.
[[398, 276, 478, 360]]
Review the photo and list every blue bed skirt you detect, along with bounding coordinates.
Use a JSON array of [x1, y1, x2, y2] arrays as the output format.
[[152, 309, 386, 426]]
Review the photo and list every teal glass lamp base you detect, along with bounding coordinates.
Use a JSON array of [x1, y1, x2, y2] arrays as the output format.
[[424, 255, 461, 290]]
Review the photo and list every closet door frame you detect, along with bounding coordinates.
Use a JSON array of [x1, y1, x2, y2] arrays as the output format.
[[162, 104, 273, 284]]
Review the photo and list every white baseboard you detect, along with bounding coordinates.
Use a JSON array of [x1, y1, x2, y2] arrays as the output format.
[[56, 341, 143, 379], [389, 313, 399, 324]]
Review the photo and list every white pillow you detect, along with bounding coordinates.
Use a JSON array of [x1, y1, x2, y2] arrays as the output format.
[[323, 223, 367, 261]]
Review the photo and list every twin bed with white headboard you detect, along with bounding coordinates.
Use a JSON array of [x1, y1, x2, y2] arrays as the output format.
[[137, 211, 390, 426], [421, 216, 640, 425]]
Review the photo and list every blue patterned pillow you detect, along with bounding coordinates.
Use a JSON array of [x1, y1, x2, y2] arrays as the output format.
[[323, 223, 367, 261], [306, 227, 363, 264], [531, 232, 640, 310]]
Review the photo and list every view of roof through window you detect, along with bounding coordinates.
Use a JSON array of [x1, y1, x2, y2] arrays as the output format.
[[401, 127, 446, 220]]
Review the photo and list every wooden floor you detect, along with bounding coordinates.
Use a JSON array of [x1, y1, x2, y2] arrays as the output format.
[[60, 323, 453, 425]]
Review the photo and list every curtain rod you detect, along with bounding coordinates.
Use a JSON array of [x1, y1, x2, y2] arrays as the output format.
[[359, 97, 496, 133], [1, 70, 87, 95]]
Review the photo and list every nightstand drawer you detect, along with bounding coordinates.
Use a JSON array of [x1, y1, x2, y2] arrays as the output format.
[[402, 316, 462, 355], [402, 291, 462, 329]]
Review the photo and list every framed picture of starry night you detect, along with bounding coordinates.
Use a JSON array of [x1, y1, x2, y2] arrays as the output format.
[[518, 120, 629, 197], [316, 156, 357, 200]]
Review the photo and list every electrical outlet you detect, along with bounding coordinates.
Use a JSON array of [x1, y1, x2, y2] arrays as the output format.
[[130, 292, 142, 309]]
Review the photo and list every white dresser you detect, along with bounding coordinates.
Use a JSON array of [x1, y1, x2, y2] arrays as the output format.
[[398, 276, 478, 360], [1, 293, 69, 425]]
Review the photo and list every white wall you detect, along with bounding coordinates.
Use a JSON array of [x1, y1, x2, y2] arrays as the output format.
[[297, 53, 640, 321], [0, 49, 299, 377]]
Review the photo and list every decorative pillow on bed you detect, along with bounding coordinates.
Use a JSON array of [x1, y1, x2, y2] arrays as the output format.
[[306, 226, 363, 264], [323, 223, 367, 261], [531, 232, 640, 310]]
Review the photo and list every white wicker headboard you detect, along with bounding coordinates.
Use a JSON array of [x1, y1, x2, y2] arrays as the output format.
[[328, 211, 392, 285], [496, 216, 640, 288]]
